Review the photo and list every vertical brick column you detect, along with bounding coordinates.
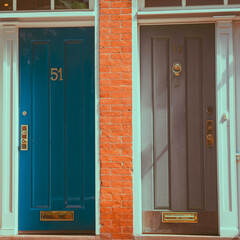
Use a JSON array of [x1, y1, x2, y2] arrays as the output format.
[[99, 0, 133, 239]]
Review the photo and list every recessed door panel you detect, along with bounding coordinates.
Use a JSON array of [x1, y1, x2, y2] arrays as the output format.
[[19, 27, 95, 233], [185, 37, 205, 210], [31, 42, 50, 209], [152, 37, 170, 210], [141, 24, 217, 235], [65, 40, 84, 209]]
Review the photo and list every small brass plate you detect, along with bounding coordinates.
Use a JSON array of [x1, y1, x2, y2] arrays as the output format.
[[40, 211, 74, 221], [162, 212, 198, 223], [21, 125, 28, 151], [206, 120, 214, 147]]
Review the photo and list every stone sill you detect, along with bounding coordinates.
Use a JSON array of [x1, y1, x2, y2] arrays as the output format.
[[134, 236, 240, 240], [0, 236, 101, 240]]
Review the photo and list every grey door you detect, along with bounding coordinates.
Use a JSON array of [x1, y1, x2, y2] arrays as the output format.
[[141, 24, 217, 235]]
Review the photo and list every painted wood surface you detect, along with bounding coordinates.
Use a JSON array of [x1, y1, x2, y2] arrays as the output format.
[[19, 27, 95, 232], [141, 24, 217, 234]]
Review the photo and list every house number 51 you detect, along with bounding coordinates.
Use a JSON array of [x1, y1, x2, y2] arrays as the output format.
[[51, 68, 63, 81]]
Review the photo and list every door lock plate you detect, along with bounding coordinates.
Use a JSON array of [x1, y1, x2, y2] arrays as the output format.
[[206, 120, 214, 147], [21, 125, 28, 151]]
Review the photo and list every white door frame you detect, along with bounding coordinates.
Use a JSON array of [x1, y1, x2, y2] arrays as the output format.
[[0, 9, 100, 236], [132, 5, 239, 236]]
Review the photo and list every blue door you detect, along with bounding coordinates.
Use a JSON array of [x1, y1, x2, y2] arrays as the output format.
[[19, 28, 95, 233]]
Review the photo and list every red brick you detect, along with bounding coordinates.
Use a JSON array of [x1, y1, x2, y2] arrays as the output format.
[[111, 53, 132, 60], [101, 169, 111, 175], [100, 28, 111, 34], [111, 27, 132, 34], [100, 0, 133, 238], [101, 220, 112, 226], [122, 8, 132, 14], [100, 8, 121, 15], [112, 233, 132, 240], [100, 15, 110, 21], [101, 181, 111, 187], [100, 2, 110, 8], [101, 175, 122, 181], [100, 188, 122, 195], [111, 2, 132, 8], [100, 41, 111, 47], [112, 220, 133, 227], [100, 53, 111, 60], [112, 194, 133, 201], [101, 227, 122, 233], [111, 156, 132, 162], [111, 40, 132, 47], [100, 47, 122, 53], [100, 136, 122, 143], [111, 169, 133, 175], [100, 149, 122, 156], [101, 194, 112, 201], [112, 181, 133, 188], [101, 201, 122, 207], [111, 15, 132, 21], [100, 22, 121, 28]]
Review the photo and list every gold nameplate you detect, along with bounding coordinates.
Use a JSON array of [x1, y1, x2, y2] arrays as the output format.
[[162, 212, 198, 223], [40, 211, 74, 221]]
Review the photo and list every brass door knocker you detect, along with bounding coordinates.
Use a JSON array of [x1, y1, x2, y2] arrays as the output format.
[[172, 62, 182, 77]]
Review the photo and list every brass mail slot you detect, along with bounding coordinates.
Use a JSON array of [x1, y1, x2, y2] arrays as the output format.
[[40, 211, 74, 221], [162, 212, 198, 223]]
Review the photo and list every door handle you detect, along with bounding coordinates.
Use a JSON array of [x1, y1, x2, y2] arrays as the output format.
[[21, 125, 28, 151], [206, 120, 214, 147]]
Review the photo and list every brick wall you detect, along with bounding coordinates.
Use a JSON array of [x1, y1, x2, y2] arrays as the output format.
[[99, 0, 133, 239]]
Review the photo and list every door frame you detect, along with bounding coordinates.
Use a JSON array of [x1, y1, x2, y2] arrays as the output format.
[[0, 8, 100, 236], [132, 4, 239, 237]]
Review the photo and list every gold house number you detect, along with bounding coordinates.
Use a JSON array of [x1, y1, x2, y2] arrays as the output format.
[[51, 68, 63, 81]]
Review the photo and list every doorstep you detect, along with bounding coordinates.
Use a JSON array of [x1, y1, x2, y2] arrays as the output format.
[[134, 236, 240, 240], [0, 236, 101, 240]]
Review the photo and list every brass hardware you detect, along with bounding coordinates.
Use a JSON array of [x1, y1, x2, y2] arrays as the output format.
[[173, 45, 177, 54], [223, 113, 228, 121], [51, 67, 63, 81], [21, 125, 28, 151], [162, 212, 198, 223], [40, 211, 74, 221], [206, 120, 214, 147], [22, 111, 27, 116], [206, 107, 213, 114], [172, 62, 182, 77]]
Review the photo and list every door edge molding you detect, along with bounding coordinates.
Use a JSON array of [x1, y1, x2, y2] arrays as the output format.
[[215, 19, 238, 237]]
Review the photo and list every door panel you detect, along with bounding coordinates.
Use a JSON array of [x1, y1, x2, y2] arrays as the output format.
[[31, 41, 50, 209], [19, 27, 95, 233], [141, 24, 217, 235], [186, 37, 204, 210], [65, 41, 84, 209], [152, 37, 170, 210]]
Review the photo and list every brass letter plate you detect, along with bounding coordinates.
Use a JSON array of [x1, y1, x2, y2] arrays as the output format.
[[40, 211, 74, 221], [162, 212, 198, 223]]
